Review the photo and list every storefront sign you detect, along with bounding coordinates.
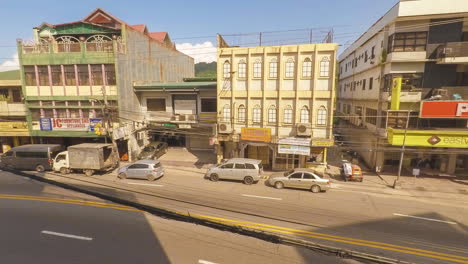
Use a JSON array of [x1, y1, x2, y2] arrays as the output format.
[[178, 124, 191, 129], [278, 137, 310, 146], [278, 144, 311, 155], [89, 118, 103, 132], [241, 127, 271, 142], [311, 139, 334, 147], [420, 101, 468, 118], [162, 123, 177, 128], [39, 118, 52, 131], [388, 128, 468, 148], [39, 118, 96, 131]]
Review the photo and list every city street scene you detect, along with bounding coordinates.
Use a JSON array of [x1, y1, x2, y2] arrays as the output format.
[[0, 0, 467, 263]]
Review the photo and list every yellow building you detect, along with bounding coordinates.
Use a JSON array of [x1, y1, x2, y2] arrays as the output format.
[[216, 35, 338, 170]]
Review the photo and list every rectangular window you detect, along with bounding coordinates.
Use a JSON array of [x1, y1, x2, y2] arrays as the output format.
[[269, 61, 278, 78], [238, 107, 245, 122], [364, 51, 368, 62], [223, 62, 231, 78], [24, 66, 36, 86], [268, 108, 276, 123], [388, 32, 427, 52], [362, 79, 366, 90], [37, 66, 49, 86], [238, 62, 246, 78], [302, 60, 312, 77], [64, 65, 76, 86], [253, 62, 262, 78], [284, 108, 292, 124], [365, 108, 377, 125], [223, 107, 230, 121], [320, 59, 330, 77], [77, 65, 89, 86], [51, 65, 62, 86], [253, 108, 261, 123], [285, 61, 295, 78], [369, 77, 373, 90], [371, 46, 375, 58], [201, 98, 216, 112], [91, 64, 103, 85], [12, 89, 21, 102], [147, 98, 166, 111], [104, 64, 116, 85]]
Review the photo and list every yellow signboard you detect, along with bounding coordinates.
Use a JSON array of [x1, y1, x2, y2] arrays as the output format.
[[390, 77, 402, 110], [387, 128, 468, 148], [311, 140, 334, 147], [241, 127, 271, 142]]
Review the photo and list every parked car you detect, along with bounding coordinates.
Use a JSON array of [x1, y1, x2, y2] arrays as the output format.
[[205, 158, 263, 185], [0, 144, 62, 172], [138, 142, 168, 160], [268, 168, 330, 193], [117, 159, 164, 181], [341, 161, 363, 182]]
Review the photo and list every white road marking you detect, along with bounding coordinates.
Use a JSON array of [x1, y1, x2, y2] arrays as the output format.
[[127, 182, 164, 187], [393, 213, 457, 225], [198, 260, 219, 264], [41, 230, 93, 241], [241, 194, 282, 200]]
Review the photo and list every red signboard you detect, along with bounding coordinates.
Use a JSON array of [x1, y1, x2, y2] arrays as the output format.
[[420, 101, 468, 118]]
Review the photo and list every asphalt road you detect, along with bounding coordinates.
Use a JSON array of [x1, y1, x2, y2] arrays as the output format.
[[0, 171, 360, 264], [26, 166, 468, 264]]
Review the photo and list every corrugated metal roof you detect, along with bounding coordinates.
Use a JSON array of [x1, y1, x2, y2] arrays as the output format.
[[0, 70, 20, 80], [134, 81, 216, 91]]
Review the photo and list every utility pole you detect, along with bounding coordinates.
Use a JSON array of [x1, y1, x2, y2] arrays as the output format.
[[395, 110, 411, 187], [259, 32, 262, 46]]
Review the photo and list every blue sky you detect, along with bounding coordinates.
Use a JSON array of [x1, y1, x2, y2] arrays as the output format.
[[0, 0, 398, 70]]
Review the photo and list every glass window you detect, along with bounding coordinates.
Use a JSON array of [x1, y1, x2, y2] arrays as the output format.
[[37, 66, 49, 86], [64, 65, 76, 86], [317, 107, 327, 125], [245, 163, 255, 169], [302, 58, 312, 77], [365, 108, 377, 125], [50, 65, 62, 86], [289, 173, 303, 179], [91, 64, 103, 85], [303, 173, 314, 179], [234, 164, 246, 169], [268, 106, 277, 123], [369, 77, 373, 90], [284, 106, 293, 124], [253, 105, 261, 123], [320, 57, 330, 77], [362, 79, 366, 90], [201, 98, 216, 112], [12, 89, 21, 102], [104, 64, 116, 85], [77, 65, 89, 86], [4, 151, 13, 157], [223, 61, 231, 78], [147, 98, 166, 111], [24, 66, 36, 86], [220, 163, 233, 169], [55, 154, 66, 162], [238, 60, 246, 78], [223, 104, 230, 121], [269, 59, 278, 78], [388, 32, 427, 53], [300, 106, 309, 123], [238, 105, 245, 122], [285, 59, 295, 78], [128, 164, 149, 169], [253, 60, 262, 78]]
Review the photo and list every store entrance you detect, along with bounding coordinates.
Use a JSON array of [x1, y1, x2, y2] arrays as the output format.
[[152, 133, 186, 147]]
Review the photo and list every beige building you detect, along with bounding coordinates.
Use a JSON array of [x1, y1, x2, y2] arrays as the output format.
[[215, 35, 338, 170]]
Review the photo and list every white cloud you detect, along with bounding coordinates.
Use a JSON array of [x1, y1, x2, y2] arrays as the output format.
[[176, 41, 216, 63], [0, 53, 19, 72]]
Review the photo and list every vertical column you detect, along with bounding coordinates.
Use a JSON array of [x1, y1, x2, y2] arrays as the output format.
[[74, 64, 79, 95], [34, 65, 40, 96], [247, 49, 251, 127], [277, 47, 283, 132], [88, 64, 93, 95], [47, 65, 53, 96], [447, 154, 457, 174], [52, 101, 57, 118], [78, 101, 83, 118], [262, 48, 267, 131], [61, 65, 66, 96], [311, 46, 318, 129], [230, 52, 235, 126], [294, 46, 301, 124], [65, 101, 70, 118]]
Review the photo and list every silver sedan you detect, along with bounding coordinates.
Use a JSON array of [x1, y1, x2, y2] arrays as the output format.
[[268, 169, 330, 193], [117, 160, 164, 181]]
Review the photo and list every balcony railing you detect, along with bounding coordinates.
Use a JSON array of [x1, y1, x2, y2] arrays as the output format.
[[436, 42, 468, 59]]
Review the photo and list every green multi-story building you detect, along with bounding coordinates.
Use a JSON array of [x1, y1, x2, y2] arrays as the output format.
[[17, 8, 194, 160]]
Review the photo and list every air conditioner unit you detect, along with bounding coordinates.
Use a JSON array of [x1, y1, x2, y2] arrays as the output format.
[[218, 122, 233, 134], [296, 123, 312, 137], [136, 131, 147, 140]]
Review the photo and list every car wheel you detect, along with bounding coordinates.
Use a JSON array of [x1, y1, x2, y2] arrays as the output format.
[[243, 176, 254, 185], [274, 181, 284, 189], [210, 173, 219, 182], [118, 173, 127, 179], [35, 164, 45, 172], [311, 185, 321, 193], [59, 167, 69, 174], [84, 169, 94, 176], [147, 174, 156, 181]]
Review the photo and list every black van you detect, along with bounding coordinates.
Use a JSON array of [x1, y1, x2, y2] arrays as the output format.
[[0, 144, 62, 172]]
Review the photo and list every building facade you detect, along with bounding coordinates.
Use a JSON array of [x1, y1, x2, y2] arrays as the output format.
[[337, 0, 468, 175], [216, 35, 338, 170], [0, 70, 30, 153], [16, 8, 193, 161]]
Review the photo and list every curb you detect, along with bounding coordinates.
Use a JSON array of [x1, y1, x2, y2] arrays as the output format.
[[8, 169, 413, 264]]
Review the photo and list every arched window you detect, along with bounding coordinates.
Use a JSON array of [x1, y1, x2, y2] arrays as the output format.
[[253, 105, 261, 124], [268, 105, 277, 123], [283, 105, 293, 124], [223, 104, 230, 121], [238, 104, 246, 122], [320, 57, 330, 77], [238, 60, 246, 78], [317, 106, 327, 125], [302, 58, 312, 77], [223, 61, 231, 78], [269, 58, 278, 78], [253, 60, 262, 78], [300, 106, 310, 123], [285, 58, 295, 78]]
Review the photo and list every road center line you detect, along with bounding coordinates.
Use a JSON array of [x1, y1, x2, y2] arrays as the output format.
[[198, 260, 219, 264], [127, 182, 164, 187], [41, 230, 93, 241], [241, 194, 282, 200], [393, 213, 458, 225]]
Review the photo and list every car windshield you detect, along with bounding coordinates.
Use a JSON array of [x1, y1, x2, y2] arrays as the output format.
[[284, 169, 295, 176], [143, 146, 155, 152]]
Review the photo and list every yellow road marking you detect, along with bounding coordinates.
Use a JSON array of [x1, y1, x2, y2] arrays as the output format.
[[0, 194, 142, 212], [186, 213, 468, 263], [0, 194, 132, 209]]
